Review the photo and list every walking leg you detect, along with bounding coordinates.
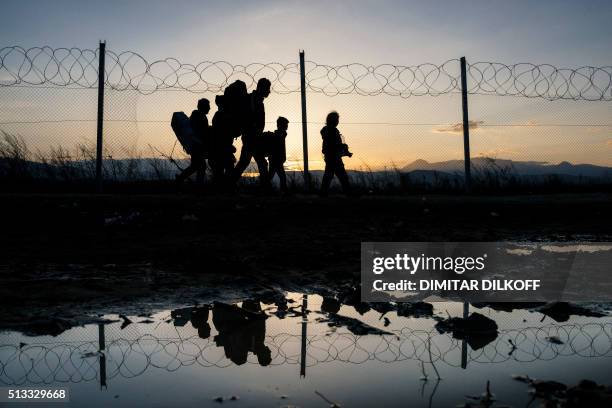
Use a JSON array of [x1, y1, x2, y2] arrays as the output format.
[[195, 157, 206, 184], [232, 144, 253, 183], [278, 166, 288, 193], [176, 155, 199, 183], [320, 160, 334, 196], [254, 154, 270, 188], [335, 160, 352, 194]]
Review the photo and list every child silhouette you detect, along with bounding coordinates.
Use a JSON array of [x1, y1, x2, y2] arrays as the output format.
[[320, 111, 352, 196], [267, 116, 290, 194]]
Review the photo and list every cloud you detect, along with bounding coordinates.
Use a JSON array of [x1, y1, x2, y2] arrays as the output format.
[[433, 120, 484, 134], [477, 148, 519, 158]]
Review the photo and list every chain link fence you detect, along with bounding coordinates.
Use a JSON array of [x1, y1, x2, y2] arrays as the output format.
[[1, 320, 611, 386], [1, 45, 611, 190]]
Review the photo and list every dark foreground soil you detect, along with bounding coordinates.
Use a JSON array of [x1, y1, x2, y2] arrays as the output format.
[[3, 192, 611, 264], [1, 192, 611, 330]]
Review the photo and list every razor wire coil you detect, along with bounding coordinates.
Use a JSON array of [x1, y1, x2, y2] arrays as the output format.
[[1, 322, 611, 385], [1, 46, 611, 100]]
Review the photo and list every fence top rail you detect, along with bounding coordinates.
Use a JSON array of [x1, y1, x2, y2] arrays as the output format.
[[1, 46, 611, 100]]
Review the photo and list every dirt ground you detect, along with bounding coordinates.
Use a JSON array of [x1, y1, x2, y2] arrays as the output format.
[[1, 192, 611, 330]]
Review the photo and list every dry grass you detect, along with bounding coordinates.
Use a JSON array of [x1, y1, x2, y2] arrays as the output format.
[[1, 131, 610, 194]]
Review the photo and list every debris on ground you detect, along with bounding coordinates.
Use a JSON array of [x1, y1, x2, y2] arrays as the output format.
[[396, 301, 434, 318], [20, 317, 75, 337], [546, 335, 564, 345], [435, 312, 498, 350], [170, 307, 193, 326], [181, 214, 199, 222], [511, 375, 612, 406], [81, 351, 102, 358], [104, 212, 141, 227], [536, 302, 605, 322], [460, 381, 504, 408], [315, 390, 341, 407], [321, 297, 341, 314], [566, 379, 612, 407], [119, 314, 132, 329], [318, 314, 392, 336]]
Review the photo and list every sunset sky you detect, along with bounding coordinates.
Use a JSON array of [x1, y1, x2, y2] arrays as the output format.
[[1, 0, 611, 169]]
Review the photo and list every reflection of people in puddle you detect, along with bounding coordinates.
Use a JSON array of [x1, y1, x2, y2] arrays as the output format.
[[190, 307, 211, 339], [321, 296, 341, 314], [212, 300, 272, 366]]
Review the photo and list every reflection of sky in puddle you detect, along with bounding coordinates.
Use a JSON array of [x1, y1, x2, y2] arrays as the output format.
[[1, 294, 611, 407], [541, 244, 612, 253], [506, 243, 612, 256]]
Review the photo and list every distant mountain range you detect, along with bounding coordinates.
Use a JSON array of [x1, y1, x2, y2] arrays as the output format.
[[2, 157, 611, 185], [402, 158, 612, 179]]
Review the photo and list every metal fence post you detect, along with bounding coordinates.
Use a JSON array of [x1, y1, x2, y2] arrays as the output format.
[[98, 323, 107, 389], [460, 57, 472, 192], [299, 51, 310, 189], [300, 294, 308, 377], [461, 301, 469, 369], [95, 41, 106, 192]]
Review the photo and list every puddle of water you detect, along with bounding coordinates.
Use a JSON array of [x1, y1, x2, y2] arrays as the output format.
[[1, 294, 611, 407]]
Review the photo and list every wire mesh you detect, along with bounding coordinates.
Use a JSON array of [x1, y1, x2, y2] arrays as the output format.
[[1, 46, 611, 185], [1, 321, 610, 385]]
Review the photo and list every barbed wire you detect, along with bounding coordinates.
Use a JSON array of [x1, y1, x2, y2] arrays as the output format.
[[1, 322, 610, 385], [1, 46, 611, 100]]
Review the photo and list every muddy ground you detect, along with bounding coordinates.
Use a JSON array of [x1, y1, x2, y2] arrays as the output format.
[[1, 192, 611, 330]]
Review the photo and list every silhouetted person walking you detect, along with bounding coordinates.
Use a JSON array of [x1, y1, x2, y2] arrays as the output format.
[[212, 301, 272, 366], [190, 306, 211, 339], [320, 111, 352, 196], [209, 95, 237, 186], [232, 78, 272, 188], [176, 98, 210, 184], [266, 116, 289, 194]]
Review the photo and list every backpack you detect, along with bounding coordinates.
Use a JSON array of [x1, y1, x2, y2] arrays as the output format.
[[221, 80, 249, 138], [223, 80, 249, 115], [171, 112, 198, 154]]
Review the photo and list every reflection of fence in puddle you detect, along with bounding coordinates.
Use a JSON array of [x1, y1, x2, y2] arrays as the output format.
[[1, 322, 611, 386]]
